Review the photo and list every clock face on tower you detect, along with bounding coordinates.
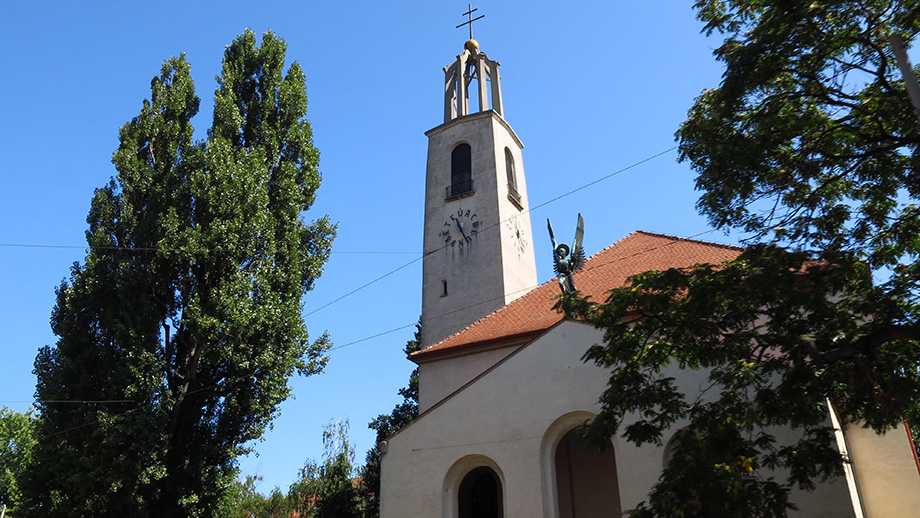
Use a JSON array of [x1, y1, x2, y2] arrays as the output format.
[[439, 207, 480, 250], [507, 214, 527, 254]]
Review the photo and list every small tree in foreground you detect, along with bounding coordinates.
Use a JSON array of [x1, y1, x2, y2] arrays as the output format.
[[225, 474, 291, 518], [23, 29, 335, 517], [0, 407, 37, 514], [289, 420, 361, 518], [224, 421, 364, 517], [576, 1, 920, 517]]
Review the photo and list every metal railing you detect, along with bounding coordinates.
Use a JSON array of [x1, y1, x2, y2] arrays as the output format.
[[446, 180, 474, 199]]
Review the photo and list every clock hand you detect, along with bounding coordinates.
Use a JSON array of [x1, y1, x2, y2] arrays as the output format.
[[455, 218, 467, 239]]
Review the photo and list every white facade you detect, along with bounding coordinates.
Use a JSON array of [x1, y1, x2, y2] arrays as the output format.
[[383, 322, 621, 518], [382, 321, 919, 517]]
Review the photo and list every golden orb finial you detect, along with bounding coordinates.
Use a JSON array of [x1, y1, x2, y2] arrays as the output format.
[[465, 39, 479, 53]]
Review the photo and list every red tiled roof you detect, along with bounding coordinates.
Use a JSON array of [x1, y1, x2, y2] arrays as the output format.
[[411, 231, 742, 363]]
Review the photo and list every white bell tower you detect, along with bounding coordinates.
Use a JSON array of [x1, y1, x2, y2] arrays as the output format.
[[420, 38, 538, 348]]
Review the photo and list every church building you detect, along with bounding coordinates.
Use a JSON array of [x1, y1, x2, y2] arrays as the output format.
[[379, 37, 920, 518]]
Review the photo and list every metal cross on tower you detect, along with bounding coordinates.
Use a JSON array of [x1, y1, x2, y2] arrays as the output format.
[[456, 4, 485, 40]]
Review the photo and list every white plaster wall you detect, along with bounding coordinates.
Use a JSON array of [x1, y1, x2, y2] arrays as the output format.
[[383, 322, 611, 518], [757, 426, 856, 517], [383, 320, 886, 517], [421, 114, 500, 349], [491, 117, 538, 307], [418, 346, 519, 413]]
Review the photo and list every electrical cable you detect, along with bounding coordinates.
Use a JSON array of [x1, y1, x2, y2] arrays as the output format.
[[33, 381, 234, 440], [5, 145, 690, 417], [9, 226, 724, 416], [0, 242, 418, 255], [306, 145, 680, 316], [1, 145, 679, 319], [14, 228, 726, 443], [327, 227, 721, 353]]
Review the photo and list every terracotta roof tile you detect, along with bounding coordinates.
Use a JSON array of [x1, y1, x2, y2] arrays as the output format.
[[411, 231, 742, 363]]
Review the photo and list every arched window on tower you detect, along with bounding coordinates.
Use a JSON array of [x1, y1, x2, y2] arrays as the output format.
[[458, 466, 503, 518], [505, 147, 521, 208], [449, 143, 473, 199]]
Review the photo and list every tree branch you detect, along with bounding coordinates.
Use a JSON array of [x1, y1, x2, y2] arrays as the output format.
[[813, 324, 920, 364]]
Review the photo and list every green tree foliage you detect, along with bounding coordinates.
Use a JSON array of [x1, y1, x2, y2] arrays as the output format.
[[224, 474, 307, 518], [290, 420, 361, 518], [224, 421, 364, 518], [22, 30, 335, 517], [575, 2, 920, 516], [315, 460, 360, 518], [362, 322, 421, 518], [224, 474, 291, 518], [0, 407, 37, 513]]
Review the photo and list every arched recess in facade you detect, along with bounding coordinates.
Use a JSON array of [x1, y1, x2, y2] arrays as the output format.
[[442, 454, 506, 518], [540, 411, 622, 517], [661, 425, 691, 470]]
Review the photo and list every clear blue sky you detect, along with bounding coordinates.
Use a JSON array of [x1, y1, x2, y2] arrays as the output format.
[[2, 1, 736, 493]]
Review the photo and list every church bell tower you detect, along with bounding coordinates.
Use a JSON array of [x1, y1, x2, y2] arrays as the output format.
[[421, 38, 538, 348]]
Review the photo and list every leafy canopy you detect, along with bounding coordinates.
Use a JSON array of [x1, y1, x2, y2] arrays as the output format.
[[575, 2, 920, 516], [284, 420, 362, 518], [0, 407, 38, 512], [225, 420, 363, 518], [23, 30, 335, 517]]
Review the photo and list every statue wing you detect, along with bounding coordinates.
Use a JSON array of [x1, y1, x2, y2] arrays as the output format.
[[571, 213, 586, 272], [548, 219, 561, 275], [547, 218, 557, 249]]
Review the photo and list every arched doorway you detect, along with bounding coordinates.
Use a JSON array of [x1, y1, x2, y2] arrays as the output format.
[[554, 428, 620, 517], [458, 466, 503, 518]]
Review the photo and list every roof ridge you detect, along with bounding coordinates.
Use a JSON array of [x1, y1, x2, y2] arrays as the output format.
[[416, 280, 549, 354], [631, 230, 744, 252], [415, 229, 744, 360]]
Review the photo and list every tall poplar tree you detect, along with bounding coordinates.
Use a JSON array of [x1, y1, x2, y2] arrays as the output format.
[[23, 30, 335, 517]]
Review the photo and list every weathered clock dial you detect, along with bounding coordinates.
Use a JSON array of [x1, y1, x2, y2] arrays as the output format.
[[439, 207, 480, 250]]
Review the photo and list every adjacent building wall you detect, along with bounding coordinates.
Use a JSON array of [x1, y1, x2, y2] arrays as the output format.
[[845, 421, 920, 516]]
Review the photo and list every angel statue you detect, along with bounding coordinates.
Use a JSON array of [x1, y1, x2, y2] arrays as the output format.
[[547, 213, 585, 295]]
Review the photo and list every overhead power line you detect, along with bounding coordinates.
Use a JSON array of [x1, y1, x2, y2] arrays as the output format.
[[0, 242, 418, 255], [7, 228, 726, 428], [306, 145, 680, 316], [6, 145, 683, 357], [327, 227, 720, 353]]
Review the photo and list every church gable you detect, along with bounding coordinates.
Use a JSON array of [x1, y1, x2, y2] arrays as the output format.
[[412, 231, 743, 410], [384, 316, 862, 518]]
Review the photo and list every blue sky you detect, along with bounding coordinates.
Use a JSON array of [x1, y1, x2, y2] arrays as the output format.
[[2, 1, 739, 492]]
